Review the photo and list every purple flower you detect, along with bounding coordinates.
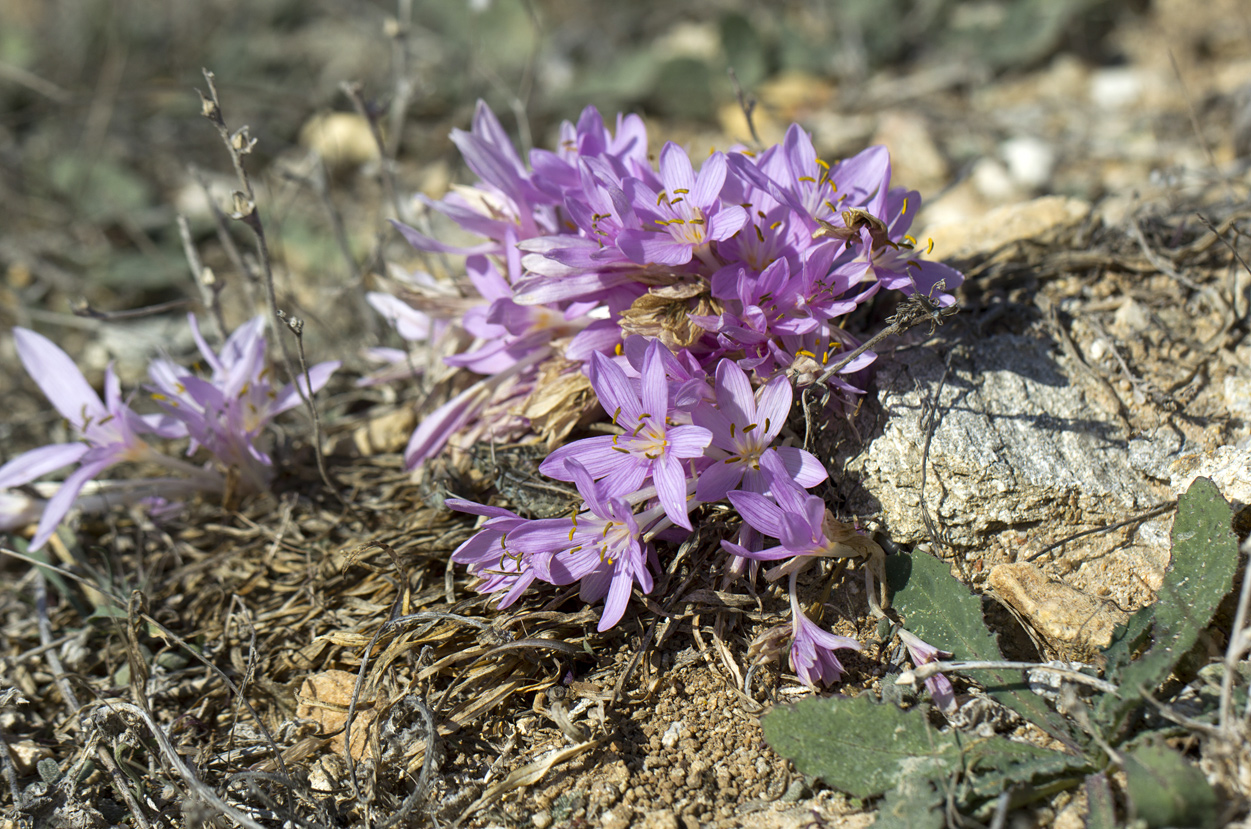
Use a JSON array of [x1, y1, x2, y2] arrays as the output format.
[[692, 359, 826, 502], [0, 328, 193, 551], [448, 499, 538, 609], [540, 340, 711, 529], [616, 144, 748, 266], [508, 459, 655, 631], [147, 315, 339, 491], [723, 453, 871, 575], [898, 628, 956, 713], [788, 573, 861, 687]]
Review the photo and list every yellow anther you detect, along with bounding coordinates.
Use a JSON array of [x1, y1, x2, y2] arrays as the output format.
[[656, 191, 667, 207], [614, 342, 623, 356], [672, 188, 689, 195], [903, 234, 917, 247], [798, 176, 816, 184], [814, 158, 830, 170], [795, 349, 816, 359], [926, 237, 935, 255], [742, 422, 758, 433], [901, 197, 909, 215]]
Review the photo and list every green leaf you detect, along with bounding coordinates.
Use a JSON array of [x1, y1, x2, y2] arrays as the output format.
[[762, 694, 959, 799], [872, 774, 945, 829], [1098, 478, 1239, 731], [886, 552, 1077, 746], [962, 735, 1089, 799], [1123, 742, 1219, 829]]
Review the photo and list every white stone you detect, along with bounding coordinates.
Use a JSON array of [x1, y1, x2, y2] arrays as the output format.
[[660, 720, 684, 750], [1001, 136, 1055, 189], [1090, 67, 1143, 109], [970, 157, 1017, 201]]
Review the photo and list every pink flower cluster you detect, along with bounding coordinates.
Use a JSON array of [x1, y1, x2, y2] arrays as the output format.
[[375, 103, 965, 687], [0, 316, 338, 550]]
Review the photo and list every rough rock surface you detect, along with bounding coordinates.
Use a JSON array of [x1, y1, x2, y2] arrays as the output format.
[[841, 329, 1174, 550]]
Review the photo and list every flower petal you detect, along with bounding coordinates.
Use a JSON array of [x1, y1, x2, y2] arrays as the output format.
[[14, 328, 105, 428], [588, 352, 642, 425], [28, 455, 115, 552], [652, 455, 692, 530], [0, 443, 89, 489]]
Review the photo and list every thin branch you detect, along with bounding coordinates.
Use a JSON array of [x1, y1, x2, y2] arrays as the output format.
[[727, 67, 762, 152], [198, 69, 332, 496], [897, 659, 1119, 695], [1024, 501, 1177, 563], [177, 213, 226, 343]]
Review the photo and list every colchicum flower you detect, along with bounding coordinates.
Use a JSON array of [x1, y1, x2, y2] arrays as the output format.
[[2, 316, 338, 550]]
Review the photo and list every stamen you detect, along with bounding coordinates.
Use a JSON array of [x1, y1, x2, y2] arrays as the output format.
[[730, 422, 736, 438], [672, 188, 689, 195], [901, 196, 909, 214], [903, 234, 917, 248], [742, 423, 758, 433], [926, 237, 935, 255], [656, 190, 667, 206]]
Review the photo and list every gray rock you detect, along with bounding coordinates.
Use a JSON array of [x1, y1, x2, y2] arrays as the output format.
[[833, 330, 1175, 549]]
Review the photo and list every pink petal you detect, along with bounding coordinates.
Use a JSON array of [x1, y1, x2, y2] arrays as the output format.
[[639, 340, 670, 424], [694, 457, 744, 502], [589, 352, 642, 425], [28, 455, 115, 552], [652, 455, 692, 530], [0, 443, 90, 489], [598, 567, 634, 631], [14, 328, 105, 428], [658, 142, 696, 193], [714, 359, 755, 425], [754, 375, 793, 439], [773, 446, 828, 488], [690, 151, 728, 208]]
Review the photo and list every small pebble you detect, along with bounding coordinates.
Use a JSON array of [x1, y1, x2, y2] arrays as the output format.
[[532, 811, 552, 829]]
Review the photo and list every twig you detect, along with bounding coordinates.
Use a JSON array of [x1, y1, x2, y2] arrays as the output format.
[[1223, 535, 1251, 731], [34, 572, 155, 829], [341, 81, 401, 219], [803, 291, 957, 450], [1024, 501, 1176, 563], [1168, 49, 1235, 202], [897, 659, 1119, 695], [72, 297, 195, 321], [276, 310, 340, 502], [189, 164, 259, 309], [96, 702, 272, 829], [198, 70, 333, 497], [918, 353, 956, 558], [727, 67, 762, 152], [376, 696, 439, 829], [177, 213, 225, 342]]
